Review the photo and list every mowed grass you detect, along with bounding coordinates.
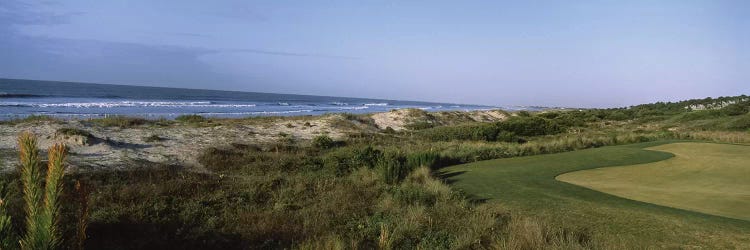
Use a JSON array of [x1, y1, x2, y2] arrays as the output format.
[[440, 141, 750, 248], [558, 142, 750, 221]]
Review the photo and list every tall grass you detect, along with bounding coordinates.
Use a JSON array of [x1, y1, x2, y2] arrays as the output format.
[[73, 180, 91, 250], [17, 132, 68, 250], [18, 132, 45, 249], [0, 180, 15, 249]]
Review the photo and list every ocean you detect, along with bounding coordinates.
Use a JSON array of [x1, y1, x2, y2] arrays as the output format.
[[0, 78, 498, 120]]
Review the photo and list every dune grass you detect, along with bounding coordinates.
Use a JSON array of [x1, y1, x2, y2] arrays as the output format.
[[440, 141, 750, 248], [557, 142, 750, 221]]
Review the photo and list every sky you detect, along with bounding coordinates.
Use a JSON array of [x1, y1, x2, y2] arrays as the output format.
[[0, 0, 748, 108]]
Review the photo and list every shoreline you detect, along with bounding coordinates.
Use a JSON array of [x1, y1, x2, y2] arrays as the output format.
[[0, 108, 510, 172]]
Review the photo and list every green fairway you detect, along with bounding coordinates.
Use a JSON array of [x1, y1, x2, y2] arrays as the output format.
[[558, 142, 750, 221], [440, 141, 750, 248]]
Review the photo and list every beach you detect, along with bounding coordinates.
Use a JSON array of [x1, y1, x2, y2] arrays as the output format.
[[0, 108, 509, 172]]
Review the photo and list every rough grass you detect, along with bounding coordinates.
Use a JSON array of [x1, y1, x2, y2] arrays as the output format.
[[557, 142, 750, 221], [440, 141, 750, 248], [88, 116, 149, 128], [0, 115, 60, 125], [175, 114, 207, 123]]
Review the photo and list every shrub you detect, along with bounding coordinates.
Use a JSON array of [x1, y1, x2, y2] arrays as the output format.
[[89, 116, 147, 128], [4, 115, 60, 125], [404, 121, 435, 130], [406, 151, 441, 169], [722, 102, 749, 116], [352, 146, 383, 169], [675, 110, 724, 122], [726, 114, 750, 130], [419, 117, 562, 142], [378, 151, 410, 184], [323, 151, 356, 176], [384, 127, 397, 133], [312, 135, 335, 149], [392, 185, 437, 206], [418, 123, 498, 142], [175, 114, 206, 123], [197, 147, 246, 172], [498, 116, 564, 136], [56, 128, 91, 137]]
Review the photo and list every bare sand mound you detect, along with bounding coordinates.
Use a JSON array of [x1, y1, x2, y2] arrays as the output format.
[[371, 108, 508, 131]]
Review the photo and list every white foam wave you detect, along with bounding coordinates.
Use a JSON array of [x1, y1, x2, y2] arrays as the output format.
[[19, 101, 258, 108], [336, 106, 369, 110], [364, 103, 389, 106], [198, 110, 314, 115]]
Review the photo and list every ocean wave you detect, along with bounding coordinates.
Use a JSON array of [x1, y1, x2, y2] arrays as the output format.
[[330, 102, 348, 106], [0, 93, 47, 98], [0, 103, 31, 107], [336, 106, 369, 110], [364, 103, 388, 106], [198, 110, 314, 115], [1, 101, 258, 108]]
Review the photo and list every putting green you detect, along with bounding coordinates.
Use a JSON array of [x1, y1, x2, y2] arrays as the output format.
[[557, 142, 750, 221], [441, 141, 750, 247]]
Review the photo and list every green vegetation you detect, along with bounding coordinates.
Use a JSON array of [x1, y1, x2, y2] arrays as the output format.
[[418, 116, 562, 142], [0, 181, 14, 249], [558, 142, 750, 221], [56, 128, 92, 138], [88, 116, 149, 128], [312, 134, 335, 149], [0, 115, 60, 125], [441, 142, 750, 248], [12, 133, 71, 250], [0, 95, 748, 248], [175, 114, 207, 123]]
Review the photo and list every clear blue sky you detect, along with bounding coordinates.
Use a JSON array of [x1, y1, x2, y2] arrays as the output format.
[[1, 0, 748, 107]]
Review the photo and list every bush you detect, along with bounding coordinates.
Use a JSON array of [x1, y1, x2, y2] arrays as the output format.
[[175, 114, 206, 123], [323, 151, 356, 176], [313, 135, 335, 149], [353, 146, 383, 169], [90, 116, 147, 128], [406, 151, 441, 169], [726, 114, 750, 130], [378, 151, 410, 184], [404, 121, 435, 130], [418, 123, 499, 142], [392, 185, 437, 206], [419, 116, 562, 142], [722, 102, 749, 116], [498, 116, 564, 136], [383, 127, 397, 133], [56, 127, 92, 137], [675, 110, 724, 121]]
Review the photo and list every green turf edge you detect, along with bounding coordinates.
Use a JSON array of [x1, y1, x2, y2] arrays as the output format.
[[438, 140, 750, 247], [552, 141, 750, 224]]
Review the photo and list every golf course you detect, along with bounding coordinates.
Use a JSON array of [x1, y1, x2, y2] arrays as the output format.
[[440, 141, 750, 248], [558, 142, 750, 221]]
